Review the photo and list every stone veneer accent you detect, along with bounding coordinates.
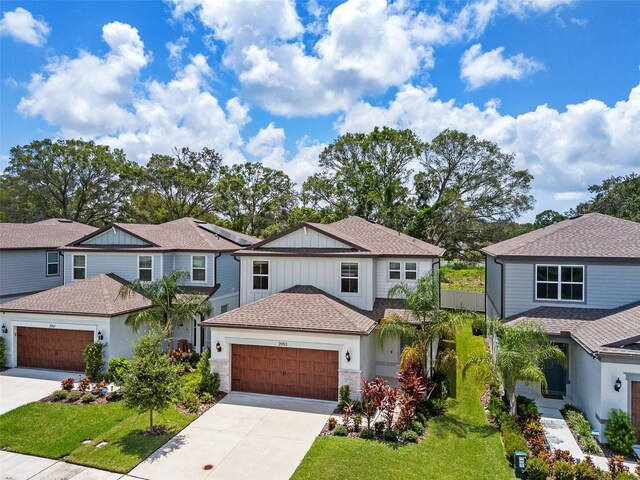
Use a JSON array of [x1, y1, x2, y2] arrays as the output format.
[[210, 358, 230, 392], [339, 369, 363, 400]]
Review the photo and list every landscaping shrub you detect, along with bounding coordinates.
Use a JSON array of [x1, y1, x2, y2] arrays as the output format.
[[416, 412, 427, 426], [516, 395, 539, 421], [524, 457, 550, 480], [471, 315, 486, 336], [342, 402, 354, 428], [361, 378, 386, 430], [353, 413, 362, 432], [78, 378, 91, 392], [61, 378, 75, 391], [188, 351, 200, 369], [608, 456, 629, 477], [182, 392, 200, 414], [328, 417, 337, 430], [574, 457, 600, 480], [605, 409, 636, 455], [564, 409, 600, 454], [197, 349, 220, 396], [0, 336, 6, 368], [500, 415, 529, 463], [106, 391, 121, 402], [333, 425, 348, 437], [83, 342, 106, 380], [409, 420, 425, 435], [615, 473, 635, 480], [106, 357, 130, 386], [554, 460, 575, 480], [382, 429, 398, 443], [359, 428, 375, 440], [488, 395, 508, 420], [81, 393, 96, 404], [401, 429, 418, 443], [338, 385, 351, 410], [200, 392, 214, 404], [423, 396, 446, 417], [67, 391, 81, 402], [374, 421, 385, 437], [51, 390, 68, 401]]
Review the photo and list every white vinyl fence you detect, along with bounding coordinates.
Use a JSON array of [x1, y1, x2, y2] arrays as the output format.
[[441, 290, 485, 312]]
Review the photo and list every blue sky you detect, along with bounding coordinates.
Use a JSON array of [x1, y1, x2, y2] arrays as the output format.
[[1, 0, 639, 221]]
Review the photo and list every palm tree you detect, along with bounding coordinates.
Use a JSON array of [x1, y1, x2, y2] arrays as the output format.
[[118, 270, 212, 345], [463, 320, 566, 416], [377, 271, 462, 380]]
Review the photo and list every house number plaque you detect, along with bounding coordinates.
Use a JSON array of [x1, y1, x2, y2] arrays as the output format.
[[278, 342, 288, 347]]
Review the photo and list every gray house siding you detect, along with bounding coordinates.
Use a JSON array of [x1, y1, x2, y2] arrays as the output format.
[[0, 250, 65, 302], [81, 229, 148, 246], [504, 261, 640, 317], [485, 256, 502, 319], [173, 253, 216, 286], [63, 252, 162, 284], [213, 253, 239, 297]]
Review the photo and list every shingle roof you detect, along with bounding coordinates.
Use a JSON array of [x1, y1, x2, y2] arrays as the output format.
[[203, 285, 378, 335], [372, 298, 419, 325], [0, 274, 151, 317], [481, 213, 640, 259], [0, 219, 97, 250], [65, 217, 260, 252], [506, 301, 640, 358], [246, 216, 445, 257]]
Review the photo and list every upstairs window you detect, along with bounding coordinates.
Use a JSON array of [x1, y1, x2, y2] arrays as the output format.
[[389, 262, 401, 280], [192, 255, 206, 282], [72, 255, 86, 280], [252, 261, 269, 290], [341, 262, 359, 294], [46, 251, 59, 276], [138, 255, 153, 282], [536, 265, 584, 302], [405, 262, 417, 280], [221, 304, 229, 314]]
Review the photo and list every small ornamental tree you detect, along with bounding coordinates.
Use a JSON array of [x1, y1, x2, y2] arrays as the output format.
[[122, 331, 180, 432], [197, 348, 220, 396], [83, 342, 106, 380]]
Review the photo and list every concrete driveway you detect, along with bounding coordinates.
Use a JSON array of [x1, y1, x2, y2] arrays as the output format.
[[129, 392, 335, 480], [0, 368, 82, 415]]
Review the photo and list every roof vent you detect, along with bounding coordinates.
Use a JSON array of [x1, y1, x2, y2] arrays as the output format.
[[194, 220, 207, 224], [57, 219, 73, 223]]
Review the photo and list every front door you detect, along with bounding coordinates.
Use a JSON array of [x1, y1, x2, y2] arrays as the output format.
[[543, 343, 567, 396], [632, 382, 640, 440]]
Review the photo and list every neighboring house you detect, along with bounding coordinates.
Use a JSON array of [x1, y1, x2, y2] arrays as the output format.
[[482, 213, 640, 440], [203, 216, 445, 401], [0, 217, 259, 371], [0, 219, 97, 303]]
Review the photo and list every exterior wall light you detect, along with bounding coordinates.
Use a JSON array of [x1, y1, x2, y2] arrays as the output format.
[[216, 341, 222, 353], [614, 377, 622, 392], [97, 330, 104, 341], [1, 324, 7, 334], [345, 351, 351, 362]]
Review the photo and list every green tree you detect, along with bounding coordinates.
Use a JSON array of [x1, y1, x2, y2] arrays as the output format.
[[463, 321, 565, 416], [129, 147, 222, 223], [302, 127, 421, 229], [122, 332, 180, 431], [572, 172, 639, 222], [377, 271, 462, 380], [0, 139, 140, 224], [534, 210, 566, 229], [410, 129, 534, 258], [214, 162, 297, 237], [118, 271, 212, 344]]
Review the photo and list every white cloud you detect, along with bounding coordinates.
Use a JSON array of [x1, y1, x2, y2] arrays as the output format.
[[338, 82, 640, 214], [166, 36, 189, 69], [460, 43, 542, 89], [554, 191, 586, 201], [0, 7, 50, 47]]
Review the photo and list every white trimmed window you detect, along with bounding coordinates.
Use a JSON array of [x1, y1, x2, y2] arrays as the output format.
[[72, 255, 86, 280], [389, 262, 401, 280], [252, 261, 269, 290], [405, 262, 417, 280], [46, 251, 59, 276], [191, 255, 207, 282], [536, 265, 584, 302], [138, 255, 153, 282], [341, 262, 359, 293], [221, 304, 229, 314]]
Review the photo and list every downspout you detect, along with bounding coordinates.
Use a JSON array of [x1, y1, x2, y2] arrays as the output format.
[[433, 257, 441, 374], [213, 252, 221, 288], [232, 254, 241, 305], [493, 256, 505, 320], [59, 251, 65, 284]]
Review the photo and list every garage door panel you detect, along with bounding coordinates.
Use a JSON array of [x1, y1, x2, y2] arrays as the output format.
[[17, 327, 93, 372], [231, 344, 338, 401]]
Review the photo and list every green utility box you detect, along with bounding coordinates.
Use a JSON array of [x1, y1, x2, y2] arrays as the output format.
[[514, 451, 527, 478]]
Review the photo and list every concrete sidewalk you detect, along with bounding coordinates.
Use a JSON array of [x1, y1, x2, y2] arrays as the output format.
[[0, 451, 122, 480], [539, 406, 584, 460]]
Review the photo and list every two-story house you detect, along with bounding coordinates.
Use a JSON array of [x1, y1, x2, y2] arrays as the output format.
[[482, 213, 640, 440], [0, 218, 258, 371], [203, 216, 445, 401], [0, 219, 96, 303]]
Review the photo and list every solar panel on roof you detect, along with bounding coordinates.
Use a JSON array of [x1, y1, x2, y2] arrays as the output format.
[[198, 223, 252, 247]]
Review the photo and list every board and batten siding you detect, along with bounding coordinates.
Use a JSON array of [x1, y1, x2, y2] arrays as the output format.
[[504, 261, 640, 317], [375, 257, 434, 298], [240, 256, 375, 310], [485, 256, 502, 319], [0, 250, 65, 301], [63, 252, 162, 284], [81, 228, 148, 246], [263, 227, 351, 249]]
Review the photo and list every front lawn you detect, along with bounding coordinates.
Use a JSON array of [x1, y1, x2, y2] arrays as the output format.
[[0, 401, 194, 473], [292, 323, 514, 480]]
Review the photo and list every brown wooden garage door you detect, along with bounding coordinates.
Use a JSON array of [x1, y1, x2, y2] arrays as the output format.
[[17, 327, 94, 371], [632, 382, 640, 440], [231, 344, 338, 401]]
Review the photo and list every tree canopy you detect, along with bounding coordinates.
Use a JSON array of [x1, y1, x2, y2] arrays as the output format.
[[572, 172, 639, 222]]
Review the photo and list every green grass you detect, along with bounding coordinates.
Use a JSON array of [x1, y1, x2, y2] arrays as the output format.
[[0, 401, 194, 473], [441, 264, 485, 292], [292, 324, 514, 480]]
